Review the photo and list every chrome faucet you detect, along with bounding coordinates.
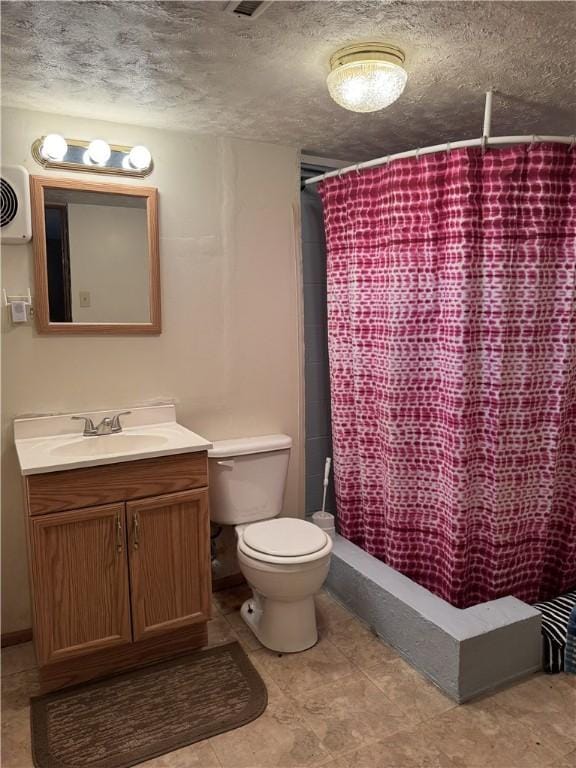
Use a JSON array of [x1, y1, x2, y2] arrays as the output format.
[[71, 411, 131, 436]]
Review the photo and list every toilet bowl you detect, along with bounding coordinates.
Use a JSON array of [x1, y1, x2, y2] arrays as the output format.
[[237, 518, 333, 652], [208, 434, 333, 653]]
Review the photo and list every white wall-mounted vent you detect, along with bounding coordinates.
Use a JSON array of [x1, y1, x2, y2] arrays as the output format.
[[224, 1, 273, 19], [1, 166, 32, 244]]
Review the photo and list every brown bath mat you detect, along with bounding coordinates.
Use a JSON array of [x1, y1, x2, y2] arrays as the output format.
[[30, 641, 267, 768]]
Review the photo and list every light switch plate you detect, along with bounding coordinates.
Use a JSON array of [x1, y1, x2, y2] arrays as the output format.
[[79, 291, 91, 308]]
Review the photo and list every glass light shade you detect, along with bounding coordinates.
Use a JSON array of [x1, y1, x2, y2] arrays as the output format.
[[87, 139, 111, 165], [128, 145, 152, 171], [327, 57, 407, 113], [40, 134, 68, 161]]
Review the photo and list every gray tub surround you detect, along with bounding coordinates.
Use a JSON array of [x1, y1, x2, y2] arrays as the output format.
[[326, 535, 542, 703], [301, 179, 335, 518]]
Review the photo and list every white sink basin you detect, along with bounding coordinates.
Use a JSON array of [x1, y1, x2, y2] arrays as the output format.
[[13, 405, 213, 475], [50, 433, 169, 459]]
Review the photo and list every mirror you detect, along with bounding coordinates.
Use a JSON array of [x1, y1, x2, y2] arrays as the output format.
[[31, 176, 160, 334]]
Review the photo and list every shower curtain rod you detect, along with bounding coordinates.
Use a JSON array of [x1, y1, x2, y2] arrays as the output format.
[[304, 91, 574, 186]]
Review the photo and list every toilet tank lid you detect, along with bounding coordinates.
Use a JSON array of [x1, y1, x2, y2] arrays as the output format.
[[208, 433, 292, 458]]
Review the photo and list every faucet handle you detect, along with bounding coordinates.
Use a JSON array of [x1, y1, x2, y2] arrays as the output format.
[[71, 415, 97, 436], [111, 411, 131, 432]]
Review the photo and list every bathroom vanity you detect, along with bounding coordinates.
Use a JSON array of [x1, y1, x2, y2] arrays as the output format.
[[14, 406, 212, 692]]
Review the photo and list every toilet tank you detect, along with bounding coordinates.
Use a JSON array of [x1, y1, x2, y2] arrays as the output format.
[[208, 434, 292, 525]]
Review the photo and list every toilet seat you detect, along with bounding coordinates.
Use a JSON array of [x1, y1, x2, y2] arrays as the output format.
[[238, 518, 332, 565], [244, 518, 328, 557]]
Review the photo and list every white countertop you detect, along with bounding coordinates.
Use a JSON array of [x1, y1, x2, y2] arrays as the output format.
[[14, 405, 212, 475]]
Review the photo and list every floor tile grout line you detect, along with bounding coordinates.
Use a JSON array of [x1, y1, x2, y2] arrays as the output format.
[[358, 652, 461, 706], [281, 669, 449, 765], [207, 679, 335, 768], [207, 740, 225, 768], [317, 731, 390, 763], [479, 696, 576, 759], [316, 633, 399, 670], [282, 668, 361, 705], [250, 635, 362, 696], [271, 651, 447, 762], [1, 665, 39, 681], [357, 665, 458, 726]]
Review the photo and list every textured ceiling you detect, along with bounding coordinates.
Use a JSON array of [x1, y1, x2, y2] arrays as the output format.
[[2, 1, 575, 160]]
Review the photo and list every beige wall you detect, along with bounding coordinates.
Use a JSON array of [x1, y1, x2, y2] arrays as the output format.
[[68, 203, 149, 322], [1, 107, 304, 633]]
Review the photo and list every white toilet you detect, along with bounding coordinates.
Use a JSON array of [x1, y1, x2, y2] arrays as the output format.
[[208, 434, 333, 653]]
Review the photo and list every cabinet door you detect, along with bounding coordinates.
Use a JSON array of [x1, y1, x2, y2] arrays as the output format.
[[126, 489, 211, 641], [29, 503, 131, 665]]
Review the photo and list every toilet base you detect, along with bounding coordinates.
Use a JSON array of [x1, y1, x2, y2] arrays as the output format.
[[240, 593, 318, 653]]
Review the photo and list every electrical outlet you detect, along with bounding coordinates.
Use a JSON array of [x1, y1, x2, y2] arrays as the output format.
[[79, 291, 91, 308]]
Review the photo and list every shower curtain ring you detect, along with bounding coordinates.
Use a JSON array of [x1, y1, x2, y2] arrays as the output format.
[[529, 134, 537, 150], [416, 147, 422, 162], [481, 135, 487, 153], [446, 142, 451, 153], [569, 135, 576, 151], [355, 163, 361, 175]]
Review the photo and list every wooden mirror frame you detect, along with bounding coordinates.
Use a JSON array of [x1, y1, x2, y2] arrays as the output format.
[[30, 176, 161, 334]]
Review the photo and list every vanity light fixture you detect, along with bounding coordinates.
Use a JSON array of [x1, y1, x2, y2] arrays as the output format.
[[31, 136, 154, 178], [40, 134, 68, 162], [327, 42, 407, 113]]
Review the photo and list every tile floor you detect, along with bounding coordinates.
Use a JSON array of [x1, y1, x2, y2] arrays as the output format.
[[2, 586, 575, 768]]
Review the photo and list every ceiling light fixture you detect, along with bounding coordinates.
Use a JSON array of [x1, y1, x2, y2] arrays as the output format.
[[327, 42, 407, 113]]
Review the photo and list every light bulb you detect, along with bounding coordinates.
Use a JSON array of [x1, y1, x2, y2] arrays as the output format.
[[87, 139, 111, 165], [40, 134, 68, 161], [127, 145, 152, 171]]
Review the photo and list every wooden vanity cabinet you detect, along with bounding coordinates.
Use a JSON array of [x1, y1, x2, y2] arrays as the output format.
[[23, 452, 211, 692]]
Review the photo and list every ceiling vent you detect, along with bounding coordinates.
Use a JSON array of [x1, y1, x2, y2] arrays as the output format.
[[224, 1, 273, 19]]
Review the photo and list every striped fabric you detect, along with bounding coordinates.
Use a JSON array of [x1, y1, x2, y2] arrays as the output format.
[[533, 590, 576, 673], [319, 145, 576, 609]]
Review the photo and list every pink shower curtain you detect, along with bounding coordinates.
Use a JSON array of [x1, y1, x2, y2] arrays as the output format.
[[319, 145, 576, 608]]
